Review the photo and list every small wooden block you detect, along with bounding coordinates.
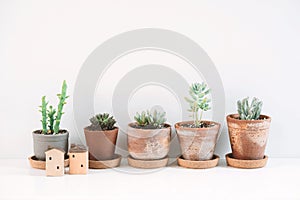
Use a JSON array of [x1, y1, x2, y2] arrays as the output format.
[[69, 144, 89, 175], [226, 153, 268, 169], [127, 156, 168, 169], [89, 154, 122, 169], [45, 149, 65, 176], [177, 155, 219, 169]]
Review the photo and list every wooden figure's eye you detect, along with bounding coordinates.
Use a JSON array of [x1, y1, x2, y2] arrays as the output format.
[[49, 157, 52, 160], [81, 164, 83, 167], [72, 155, 75, 158], [57, 166, 59, 169]]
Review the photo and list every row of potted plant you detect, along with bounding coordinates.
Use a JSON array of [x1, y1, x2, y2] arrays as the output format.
[[31, 81, 271, 169]]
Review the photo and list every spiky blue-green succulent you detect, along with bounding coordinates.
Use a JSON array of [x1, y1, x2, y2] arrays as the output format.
[[237, 97, 263, 120], [89, 113, 116, 131], [134, 109, 167, 129], [185, 82, 211, 127]]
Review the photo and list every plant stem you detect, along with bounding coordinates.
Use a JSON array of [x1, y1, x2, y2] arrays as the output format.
[[195, 110, 199, 127], [199, 110, 203, 125]]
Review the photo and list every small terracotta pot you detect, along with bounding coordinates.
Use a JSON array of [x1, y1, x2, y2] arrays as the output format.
[[84, 127, 118, 161], [175, 121, 220, 161], [32, 130, 69, 161], [226, 114, 271, 160], [127, 123, 171, 160]]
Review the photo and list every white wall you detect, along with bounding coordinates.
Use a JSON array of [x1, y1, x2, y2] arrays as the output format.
[[1, 0, 299, 158]]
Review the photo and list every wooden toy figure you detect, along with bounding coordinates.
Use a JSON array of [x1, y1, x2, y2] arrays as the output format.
[[45, 148, 65, 176], [69, 144, 88, 175]]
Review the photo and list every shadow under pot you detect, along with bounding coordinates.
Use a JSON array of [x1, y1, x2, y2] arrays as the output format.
[[226, 114, 271, 160], [127, 123, 171, 160], [32, 130, 69, 161], [84, 127, 118, 160], [175, 121, 220, 161]]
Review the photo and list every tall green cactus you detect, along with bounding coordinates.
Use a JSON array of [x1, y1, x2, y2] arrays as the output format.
[[38, 81, 68, 134], [53, 80, 68, 134], [40, 96, 48, 134]]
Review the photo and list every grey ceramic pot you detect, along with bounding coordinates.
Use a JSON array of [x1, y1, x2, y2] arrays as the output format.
[[32, 130, 69, 161]]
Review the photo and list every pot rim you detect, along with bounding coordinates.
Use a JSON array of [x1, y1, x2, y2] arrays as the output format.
[[227, 114, 271, 124], [128, 122, 171, 130], [175, 120, 220, 131], [84, 126, 119, 133], [32, 129, 69, 136]]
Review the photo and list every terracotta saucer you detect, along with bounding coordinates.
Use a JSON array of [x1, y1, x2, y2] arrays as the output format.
[[89, 154, 122, 169], [226, 153, 268, 169], [127, 156, 168, 169], [177, 155, 219, 169], [28, 155, 69, 170]]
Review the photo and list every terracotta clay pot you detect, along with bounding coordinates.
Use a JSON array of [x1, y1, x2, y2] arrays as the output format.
[[127, 123, 171, 160], [84, 127, 118, 161], [32, 130, 69, 161], [175, 121, 220, 161], [226, 114, 271, 160]]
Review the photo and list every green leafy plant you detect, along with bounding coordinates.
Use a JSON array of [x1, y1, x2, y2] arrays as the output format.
[[134, 109, 167, 129], [237, 97, 263, 120], [185, 82, 211, 127], [39, 81, 68, 134], [89, 113, 116, 131]]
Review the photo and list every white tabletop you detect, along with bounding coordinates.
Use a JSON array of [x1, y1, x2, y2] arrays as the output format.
[[1, 158, 299, 200]]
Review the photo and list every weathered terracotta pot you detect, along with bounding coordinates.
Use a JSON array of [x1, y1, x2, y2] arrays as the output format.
[[127, 123, 171, 160], [84, 127, 118, 161], [32, 130, 69, 161], [175, 121, 220, 161], [227, 114, 271, 160]]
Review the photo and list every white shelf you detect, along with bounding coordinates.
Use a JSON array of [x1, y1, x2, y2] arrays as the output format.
[[0, 158, 299, 200]]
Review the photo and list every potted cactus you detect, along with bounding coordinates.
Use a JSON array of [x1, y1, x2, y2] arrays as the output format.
[[127, 109, 171, 168], [32, 80, 69, 161], [226, 97, 271, 168], [84, 113, 118, 161], [175, 82, 220, 168]]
